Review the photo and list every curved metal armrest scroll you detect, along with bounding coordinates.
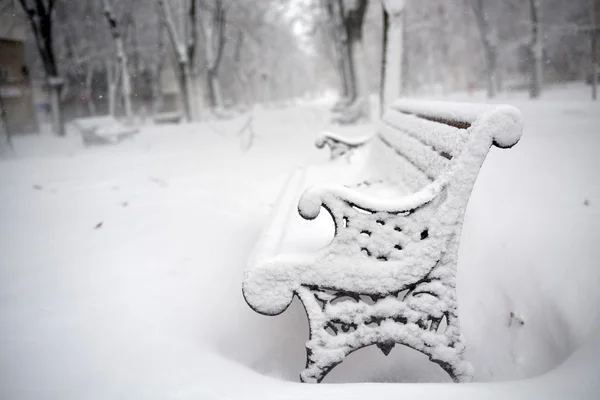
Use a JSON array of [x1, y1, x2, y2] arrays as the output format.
[[315, 131, 372, 160], [298, 179, 446, 220]]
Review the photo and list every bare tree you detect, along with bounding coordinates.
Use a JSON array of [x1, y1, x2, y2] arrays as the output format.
[[157, 0, 198, 122], [529, 0, 543, 98], [344, 0, 370, 120], [322, 0, 353, 105], [106, 59, 119, 116], [591, 0, 599, 100], [470, 0, 498, 98], [0, 80, 14, 153], [199, 0, 228, 109], [152, 4, 166, 114], [381, 0, 405, 110], [18, 0, 64, 135], [84, 63, 97, 115], [232, 29, 253, 106], [54, 0, 101, 117], [103, 0, 133, 121], [61, 33, 95, 116], [327, 0, 370, 123]]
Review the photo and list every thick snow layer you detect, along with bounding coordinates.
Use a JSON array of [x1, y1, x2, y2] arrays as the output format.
[[1, 83, 599, 398]]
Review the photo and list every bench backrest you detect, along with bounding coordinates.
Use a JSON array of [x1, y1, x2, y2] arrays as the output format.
[[367, 100, 523, 193]]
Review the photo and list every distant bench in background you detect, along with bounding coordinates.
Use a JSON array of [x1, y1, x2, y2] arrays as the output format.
[[153, 111, 184, 125], [71, 116, 138, 146]]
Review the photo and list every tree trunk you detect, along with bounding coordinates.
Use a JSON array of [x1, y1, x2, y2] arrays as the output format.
[[207, 69, 223, 108], [350, 36, 370, 117], [486, 47, 497, 98], [185, 0, 198, 112], [18, 0, 65, 136], [48, 77, 65, 136], [0, 94, 14, 152], [591, 0, 598, 101], [187, 0, 198, 74], [529, 0, 542, 98], [325, 0, 353, 101], [103, 0, 133, 122], [180, 60, 195, 120], [152, 68, 163, 115], [85, 63, 97, 116], [117, 40, 133, 120], [471, 0, 497, 98], [334, 0, 354, 102], [325, 0, 347, 98], [199, 0, 227, 110], [107, 60, 118, 117], [152, 11, 165, 115], [380, 4, 388, 112], [157, 0, 197, 122], [233, 30, 252, 107], [381, 0, 405, 111], [345, 0, 370, 119]]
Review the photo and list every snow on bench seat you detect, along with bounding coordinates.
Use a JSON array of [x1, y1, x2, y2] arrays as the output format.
[[243, 99, 524, 384]]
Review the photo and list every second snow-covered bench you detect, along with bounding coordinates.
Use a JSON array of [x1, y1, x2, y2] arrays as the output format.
[[242, 100, 523, 383], [72, 116, 138, 146]]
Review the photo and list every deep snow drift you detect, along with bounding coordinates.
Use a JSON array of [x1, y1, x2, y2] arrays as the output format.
[[1, 84, 599, 399]]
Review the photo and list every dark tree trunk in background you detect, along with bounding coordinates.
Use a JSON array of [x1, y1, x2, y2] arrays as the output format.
[[0, 90, 14, 152], [200, 0, 228, 109], [323, 0, 370, 123], [85, 63, 97, 116], [187, 0, 198, 74], [323, 0, 344, 98], [152, 7, 165, 115], [471, 0, 497, 98], [233, 30, 252, 106], [591, 0, 599, 101], [325, 0, 354, 103], [103, 0, 133, 122], [345, 0, 370, 118], [106, 60, 119, 117], [380, 4, 388, 113], [381, 0, 405, 112], [529, 0, 542, 98], [18, 0, 65, 136], [157, 0, 198, 122]]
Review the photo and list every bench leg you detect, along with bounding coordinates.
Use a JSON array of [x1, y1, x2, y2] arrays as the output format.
[[296, 285, 474, 383]]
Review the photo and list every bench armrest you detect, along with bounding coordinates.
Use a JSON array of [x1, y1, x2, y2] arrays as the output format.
[[298, 180, 445, 219], [244, 179, 449, 316], [315, 131, 371, 160]]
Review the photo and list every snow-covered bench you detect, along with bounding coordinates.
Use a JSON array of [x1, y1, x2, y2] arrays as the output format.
[[72, 116, 138, 146], [242, 100, 524, 383], [153, 111, 183, 125]]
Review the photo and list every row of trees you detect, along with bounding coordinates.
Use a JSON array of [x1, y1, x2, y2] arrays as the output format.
[[13, 0, 600, 136], [312, 0, 599, 123], [16, 0, 316, 135]]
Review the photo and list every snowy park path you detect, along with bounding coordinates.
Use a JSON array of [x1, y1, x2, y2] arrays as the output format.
[[1, 86, 599, 399]]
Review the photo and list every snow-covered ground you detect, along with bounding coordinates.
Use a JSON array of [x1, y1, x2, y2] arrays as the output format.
[[1, 84, 599, 399]]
